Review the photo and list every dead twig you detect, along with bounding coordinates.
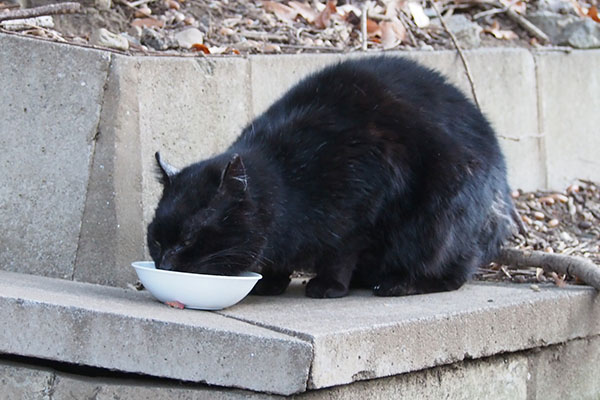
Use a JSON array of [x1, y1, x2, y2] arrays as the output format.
[[0, 2, 80, 22], [504, 7, 549, 43], [361, 2, 368, 51], [498, 133, 546, 142], [430, 0, 481, 110], [473, 7, 505, 20], [0, 3, 21, 10], [240, 30, 289, 42], [497, 248, 600, 290]]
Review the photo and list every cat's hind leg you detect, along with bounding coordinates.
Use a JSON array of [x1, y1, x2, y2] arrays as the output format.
[[373, 258, 475, 297], [372, 273, 466, 296]]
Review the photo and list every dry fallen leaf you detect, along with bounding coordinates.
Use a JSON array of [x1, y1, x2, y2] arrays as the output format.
[[165, 300, 185, 309], [191, 43, 210, 54], [569, 0, 588, 17], [261, 43, 281, 53], [134, 6, 151, 18], [535, 267, 544, 281], [499, 0, 526, 14], [262, 1, 298, 23], [550, 271, 566, 288], [131, 17, 165, 29], [288, 1, 318, 23], [208, 45, 228, 54], [588, 6, 600, 23], [380, 19, 407, 49], [166, 0, 180, 10], [367, 18, 381, 37], [314, 0, 337, 29], [484, 21, 518, 40], [408, 1, 429, 28]]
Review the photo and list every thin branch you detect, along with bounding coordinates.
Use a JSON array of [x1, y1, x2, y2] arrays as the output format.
[[0, 2, 80, 22], [497, 248, 600, 290], [473, 7, 505, 20], [430, 0, 481, 110], [240, 30, 289, 42], [361, 2, 368, 51], [498, 133, 546, 142], [129, 0, 156, 7], [505, 7, 549, 43]]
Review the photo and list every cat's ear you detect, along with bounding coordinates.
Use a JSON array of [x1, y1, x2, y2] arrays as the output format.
[[155, 152, 180, 186], [219, 153, 248, 197]]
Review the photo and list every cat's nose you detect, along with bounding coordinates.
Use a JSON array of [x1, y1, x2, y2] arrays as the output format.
[[159, 254, 174, 270]]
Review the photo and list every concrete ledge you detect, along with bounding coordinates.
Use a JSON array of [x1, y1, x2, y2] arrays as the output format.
[[0, 271, 312, 395], [3, 336, 600, 399], [1, 270, 598, 395], [219, 280, 599, 390]]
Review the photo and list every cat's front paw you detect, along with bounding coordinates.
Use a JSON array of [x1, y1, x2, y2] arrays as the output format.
[[250, 275, 290, 296], [305, 276, 349, 298]]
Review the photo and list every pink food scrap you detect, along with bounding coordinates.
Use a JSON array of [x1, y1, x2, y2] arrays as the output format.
[[165, 300, 185, 309]]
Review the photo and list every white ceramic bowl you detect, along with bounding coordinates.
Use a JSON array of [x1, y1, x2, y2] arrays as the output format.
[[131, 261, 262, 310]]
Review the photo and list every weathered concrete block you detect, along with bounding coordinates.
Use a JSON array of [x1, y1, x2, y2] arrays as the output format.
[[529, 335, 600, 400], [535, 50, 600, 190], [0, 33, 110, 279], [0, 271, 313, 395], [301, 354, 528, 400], [249, 53, 344, 118], [401, 49, 544, 191], [0, 359, 278, 400], [0, 361, 57, 400], [219, 281, 599, 390]]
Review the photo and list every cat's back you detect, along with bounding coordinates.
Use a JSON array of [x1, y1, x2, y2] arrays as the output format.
[[241, 56, 492, 146]]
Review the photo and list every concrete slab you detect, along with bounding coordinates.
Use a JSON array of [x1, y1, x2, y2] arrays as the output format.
[[0, 271, 312, 395], [0, 34, 110, 279], [535, 50, 600, 190], [5, 337, 597, 399], [219, 280, 599, 390]]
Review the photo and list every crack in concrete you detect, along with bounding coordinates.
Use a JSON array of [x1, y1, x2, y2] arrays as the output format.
[[532, 50, 549, 189], [214, 311, 315, 391], [41, 371, 56, 400], [71, 53, 114, 282]]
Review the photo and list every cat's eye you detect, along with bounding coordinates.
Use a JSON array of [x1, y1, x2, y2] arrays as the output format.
[[153, 239, 161, 249], [183, 238, 194, 247]]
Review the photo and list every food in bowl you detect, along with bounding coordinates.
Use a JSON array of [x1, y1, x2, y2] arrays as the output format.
[[131, 261, 261, 310]]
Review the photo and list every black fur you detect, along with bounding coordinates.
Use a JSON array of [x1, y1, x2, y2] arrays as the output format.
[[147, 56, 513, 298]]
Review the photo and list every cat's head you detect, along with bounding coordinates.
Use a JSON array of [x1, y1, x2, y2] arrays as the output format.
[[147, 152, 265, 275]]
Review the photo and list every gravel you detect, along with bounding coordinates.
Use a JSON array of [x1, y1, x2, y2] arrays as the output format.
[[475, 179, 600, 286]]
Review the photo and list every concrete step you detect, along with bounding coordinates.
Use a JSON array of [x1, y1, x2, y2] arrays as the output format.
[[1, 270, 598, 396]]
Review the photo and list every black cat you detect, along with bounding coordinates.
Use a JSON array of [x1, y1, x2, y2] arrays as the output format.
[[147, 56, 514, 298]]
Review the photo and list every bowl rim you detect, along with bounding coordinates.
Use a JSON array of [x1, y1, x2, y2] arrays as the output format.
[[131, 261, 262, 280]]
